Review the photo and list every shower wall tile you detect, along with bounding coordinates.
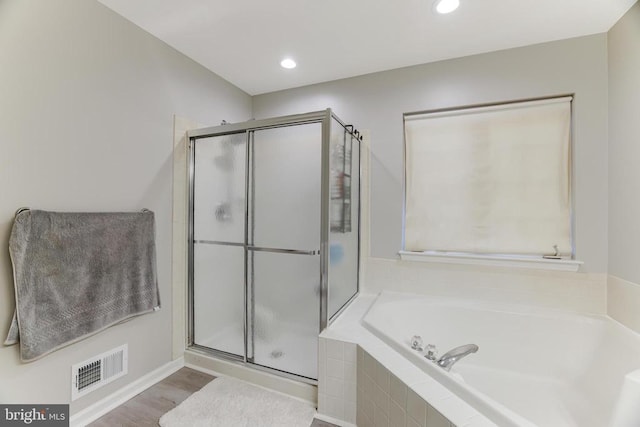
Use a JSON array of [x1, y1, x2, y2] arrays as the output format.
[[345, 401, 357, 424], [358, 380, 375, 425], [345, 379, 357, 400], [363, 350, 377, 377], [318, 337, 327, 399], [374, 359, 390, 392], [344, 362, 356, 383], [343, 343, 358, 422], [406, 388, 427, 426], [326, 395, 345, 421], [389, 400, 407, 427], [327, 339, 344, 359], [326, 377, 345, 399], [345, 344, 357, 363], [390, 373, 408, 405], [373, 405, 389, 427], [318, 338, 357, 424], [327, 357, 344, 379], [365, 369, 375, 392], [318, 392, 327, 413], [372, 383, 390, 415], [608, 275, 640, 334]]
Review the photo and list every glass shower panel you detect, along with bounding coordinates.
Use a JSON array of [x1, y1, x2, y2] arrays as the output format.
[[248, 123, 322, 379], [193, 244, 245, 356], [192, 133, 246, 356], [250, 251, 320, 379], [328, 120, 360, 319], [250, 123, 322, 250], [193, 133, 246, 243]]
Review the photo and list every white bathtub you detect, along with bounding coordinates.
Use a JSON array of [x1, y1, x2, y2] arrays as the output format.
[[362, 292, 640, 427]]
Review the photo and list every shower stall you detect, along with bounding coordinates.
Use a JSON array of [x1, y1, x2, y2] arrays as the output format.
[[187, 109, 361, 382]]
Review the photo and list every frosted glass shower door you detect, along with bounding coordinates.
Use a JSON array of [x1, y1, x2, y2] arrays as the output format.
[[248, 123, 322, 379], [192, 133, 246, 357]]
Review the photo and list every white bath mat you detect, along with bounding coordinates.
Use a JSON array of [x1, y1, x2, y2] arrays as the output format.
[[159, 376, 316, 427]]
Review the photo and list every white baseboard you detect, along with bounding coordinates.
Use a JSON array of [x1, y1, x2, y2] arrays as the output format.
[[315, 413, 357, 427], [70, 357, 185, 427]]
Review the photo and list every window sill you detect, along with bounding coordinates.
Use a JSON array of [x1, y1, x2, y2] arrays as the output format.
[[398, 251, 583, 272]]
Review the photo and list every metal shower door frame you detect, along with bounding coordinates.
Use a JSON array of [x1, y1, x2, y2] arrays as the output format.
[[186, 109, 360, 384]]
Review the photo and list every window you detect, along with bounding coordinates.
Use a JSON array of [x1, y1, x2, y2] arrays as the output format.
[[403, 96, 574, 263]]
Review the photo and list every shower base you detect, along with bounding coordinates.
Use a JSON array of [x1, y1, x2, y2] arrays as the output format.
[[196, 322, 318, 380]]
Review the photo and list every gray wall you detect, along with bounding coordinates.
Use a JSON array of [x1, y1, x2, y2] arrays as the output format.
[[253, 35, 609, 273], [0, 0, 251, 412], [608, 2, 640, 284]]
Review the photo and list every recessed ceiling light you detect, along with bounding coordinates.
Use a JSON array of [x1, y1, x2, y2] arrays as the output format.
[[280, 58, 297, 69], [434, 0, 459, 14]]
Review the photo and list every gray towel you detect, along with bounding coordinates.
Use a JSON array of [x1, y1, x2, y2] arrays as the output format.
[[4, 210, 160, 362]]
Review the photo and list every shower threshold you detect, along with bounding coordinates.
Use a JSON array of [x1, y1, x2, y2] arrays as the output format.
[[194, 322, 319, 381]]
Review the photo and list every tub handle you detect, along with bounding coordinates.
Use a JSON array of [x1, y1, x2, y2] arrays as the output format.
[[424, 344, 438, 361], [410, 335, 424, 351]]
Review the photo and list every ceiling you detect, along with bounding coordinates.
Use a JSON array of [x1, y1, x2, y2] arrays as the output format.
[[98, 0, 637, 95]]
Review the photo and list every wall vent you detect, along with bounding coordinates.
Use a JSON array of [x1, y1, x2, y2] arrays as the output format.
[[71, 344, 128, 401]]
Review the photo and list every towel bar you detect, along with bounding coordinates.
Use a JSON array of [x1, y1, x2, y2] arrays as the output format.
[[15, 207, 30, 217], [15, 208, 151, 218]]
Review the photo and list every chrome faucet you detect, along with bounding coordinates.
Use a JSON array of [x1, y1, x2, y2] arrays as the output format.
[[436, 344, 478, 371]]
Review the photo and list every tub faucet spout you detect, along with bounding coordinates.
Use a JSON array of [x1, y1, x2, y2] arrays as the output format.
[[436, 344, 478, 371]]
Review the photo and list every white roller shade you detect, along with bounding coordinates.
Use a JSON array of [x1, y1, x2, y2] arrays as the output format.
[[404, 97, 572, 256]]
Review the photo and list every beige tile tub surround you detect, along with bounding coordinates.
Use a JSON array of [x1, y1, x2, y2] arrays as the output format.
[[318, 338, 358, 425], [364, 258, 607, 315], [357, 347, 454, 427], [608, 275, 640, 334]]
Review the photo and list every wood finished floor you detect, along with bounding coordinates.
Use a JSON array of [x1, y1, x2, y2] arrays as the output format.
[[89, 367, 337, 427]]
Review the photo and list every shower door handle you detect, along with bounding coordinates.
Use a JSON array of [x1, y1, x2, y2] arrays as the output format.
[[247, 246, 319, 256]]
